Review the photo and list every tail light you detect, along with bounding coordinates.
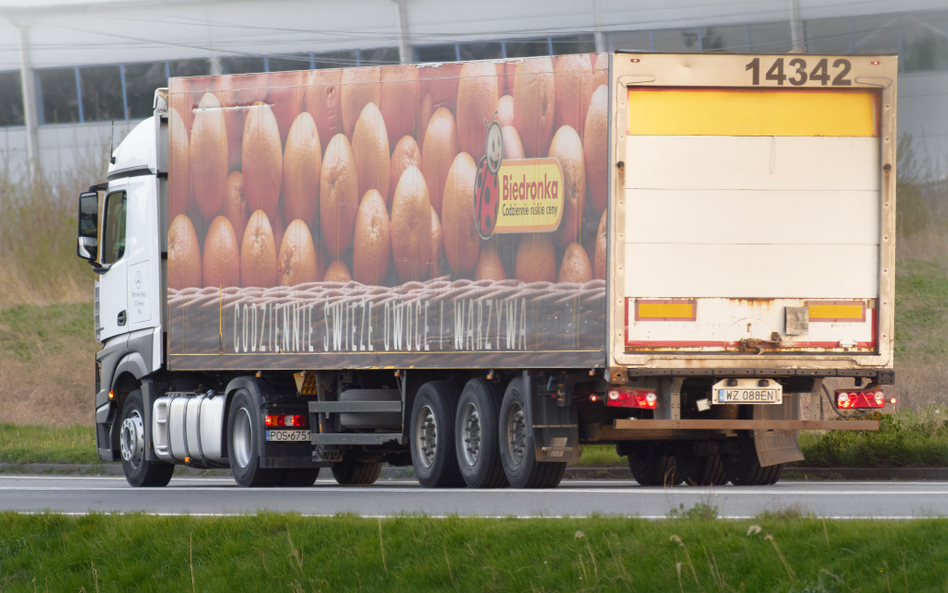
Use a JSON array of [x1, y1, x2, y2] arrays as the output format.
[[836, 390, 885, 409], [606, 389, 657, 409], [265, 414, 305, 427]]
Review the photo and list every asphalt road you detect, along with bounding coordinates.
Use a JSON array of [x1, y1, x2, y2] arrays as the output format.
[[2, 475, 947, 518]]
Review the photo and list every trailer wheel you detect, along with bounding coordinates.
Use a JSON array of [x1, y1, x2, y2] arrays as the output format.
[[331, 461, 382, 485], [624, 442, 683, 487], [410, 381, 465, 488], [227, 389, 279, 487], [277, 469, 320, 487], [723, 437, 785, 486], [676, 453, 728, 486], [119, 389, 174, 487], [455, 378, 509, 489], [498, 377, 567, 489]]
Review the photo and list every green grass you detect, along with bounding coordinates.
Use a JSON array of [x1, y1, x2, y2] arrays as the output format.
[[0, 302, 94, 363], [0, 424, 97, 465], [0, 512, 945, 592], [894, 258, 948, 359]]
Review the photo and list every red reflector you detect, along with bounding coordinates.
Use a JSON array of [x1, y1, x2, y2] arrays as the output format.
[[605, 389, 657, 409], [265, 415, 305, 427], [835, 390, 885, 409], [889, 397, 897, 405], [589, 394, 598, 402]]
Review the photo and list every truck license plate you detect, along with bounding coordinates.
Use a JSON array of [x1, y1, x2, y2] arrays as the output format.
[[265, 430, 311, 442], [716, 389, 782, 404]]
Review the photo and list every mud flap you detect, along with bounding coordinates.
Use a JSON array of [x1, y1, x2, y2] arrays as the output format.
[[753, 430, 803, 467], [529, 377, 581, 463]]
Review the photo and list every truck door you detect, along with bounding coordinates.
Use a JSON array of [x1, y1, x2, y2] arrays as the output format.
[[98, 186, 129, 342]]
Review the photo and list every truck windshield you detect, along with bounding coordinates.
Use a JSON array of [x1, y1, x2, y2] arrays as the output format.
[[101, 191, 126, 265]]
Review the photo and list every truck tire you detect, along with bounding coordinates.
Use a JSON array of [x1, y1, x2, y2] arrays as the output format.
[[624, 442, 683, 487], [676, 453, 728, 486], [331, 461, 382, 485], [119, 389, 174, 488], [455, 378, 509, 489], [227, 389, 279, 488], [276, 469, 320, 487], [498, 377, 567, 489], [410, 381, 465, 488], [723, 437, 785, 486]]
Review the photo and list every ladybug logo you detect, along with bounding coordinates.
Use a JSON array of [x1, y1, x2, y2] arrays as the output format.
[[475, 114, 503, 239]]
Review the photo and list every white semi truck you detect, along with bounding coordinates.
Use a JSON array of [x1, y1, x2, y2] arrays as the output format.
[[76, 51, 897, 488]]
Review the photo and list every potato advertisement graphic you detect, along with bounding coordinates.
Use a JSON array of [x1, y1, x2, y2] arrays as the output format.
[[167, 57, 606, 370]]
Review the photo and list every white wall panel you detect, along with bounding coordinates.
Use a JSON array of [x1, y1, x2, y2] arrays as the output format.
[[623, 243, 878, 298], [626, 189, 880, 245], [626, 136, 880, 191]]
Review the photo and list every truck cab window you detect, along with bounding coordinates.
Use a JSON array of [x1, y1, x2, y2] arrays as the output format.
[[101, 192, 127, 265]]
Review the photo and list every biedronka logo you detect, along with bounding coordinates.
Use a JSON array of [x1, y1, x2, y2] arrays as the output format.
[[474, 114, 565, 239]]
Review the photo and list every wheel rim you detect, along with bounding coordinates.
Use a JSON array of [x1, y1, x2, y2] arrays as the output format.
[[119, 410, 144, 469], [233, 408, 254, 469], [505, 402, 526, 466], [460, 402, 481, 467], [415, 404, 437, 469]]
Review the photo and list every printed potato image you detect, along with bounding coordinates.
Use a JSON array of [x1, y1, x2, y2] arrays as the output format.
[[270, 210, 286, 261], [457, 61, 500, 163], [279, 219, 323, 287], [223, 171, 249, 246], [440, 152, 480, 277], [584, 85, 609, 215], [352, 189, 391, 285], [351, 102, 391, 204], [190, 92, 229, 220], [497, 95, 514, 128], [558, 242, 593, 284], [304, 68, 342, 151], [503, 61, 517, 95], [515, 233, 556, 283], [168, 108, 190, 220], [325, 260, 352, 283], [380, 64, 419, 149], [240, 210, 278, 288], [390, 166, 432, 282], [594, 208, 607, 280], [475, 246, 506, 281], [242, 101, 283, 223], [320, 133, 360, 257], [168, 214, 202, 289], [429, 205, 443, 279], [169, 79, 194, 139], [553, 54, 593, 139], [341, 66, 381, 138], [512, 57, 555, 158], [389, 135, 421, 208], [588, 53, 608, 102], [420, 107, 458, 216], [282, 112, 321, 227], [549, 125, 585, 246], [268, 71, 305, 147], [417, 92, 433, 149], [219, 73, 268, 171], [419, 62, 461, 113], [203, 215, 241, 288], [501, 125, 524, 160]]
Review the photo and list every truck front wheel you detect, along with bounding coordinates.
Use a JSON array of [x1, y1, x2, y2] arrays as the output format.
[[410, 381, 465, 488], [119, 389, 174, 487], [227, 389, 279, 487], [498, 378, 566, 489]]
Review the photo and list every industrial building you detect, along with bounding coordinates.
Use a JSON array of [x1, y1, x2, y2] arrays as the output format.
[[0, 0, 946, 182]]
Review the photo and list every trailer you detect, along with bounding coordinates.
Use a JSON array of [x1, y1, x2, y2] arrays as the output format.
[[76, 51, 897, 488]]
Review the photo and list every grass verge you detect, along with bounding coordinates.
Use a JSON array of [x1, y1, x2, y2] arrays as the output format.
[[0, 512, 945, 592], [0, 424, 97, 465]]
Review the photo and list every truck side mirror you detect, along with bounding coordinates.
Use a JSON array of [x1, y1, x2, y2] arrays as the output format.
[[77, 191, 99, 262]]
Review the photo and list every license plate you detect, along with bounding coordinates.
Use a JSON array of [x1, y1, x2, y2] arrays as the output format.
[[716, 389, 782, 404], [265, 430, 311, 442]]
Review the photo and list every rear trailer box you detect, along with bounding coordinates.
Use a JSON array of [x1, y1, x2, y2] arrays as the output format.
[[164, 57, 608, 371], [607, 52, 897, 382]]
